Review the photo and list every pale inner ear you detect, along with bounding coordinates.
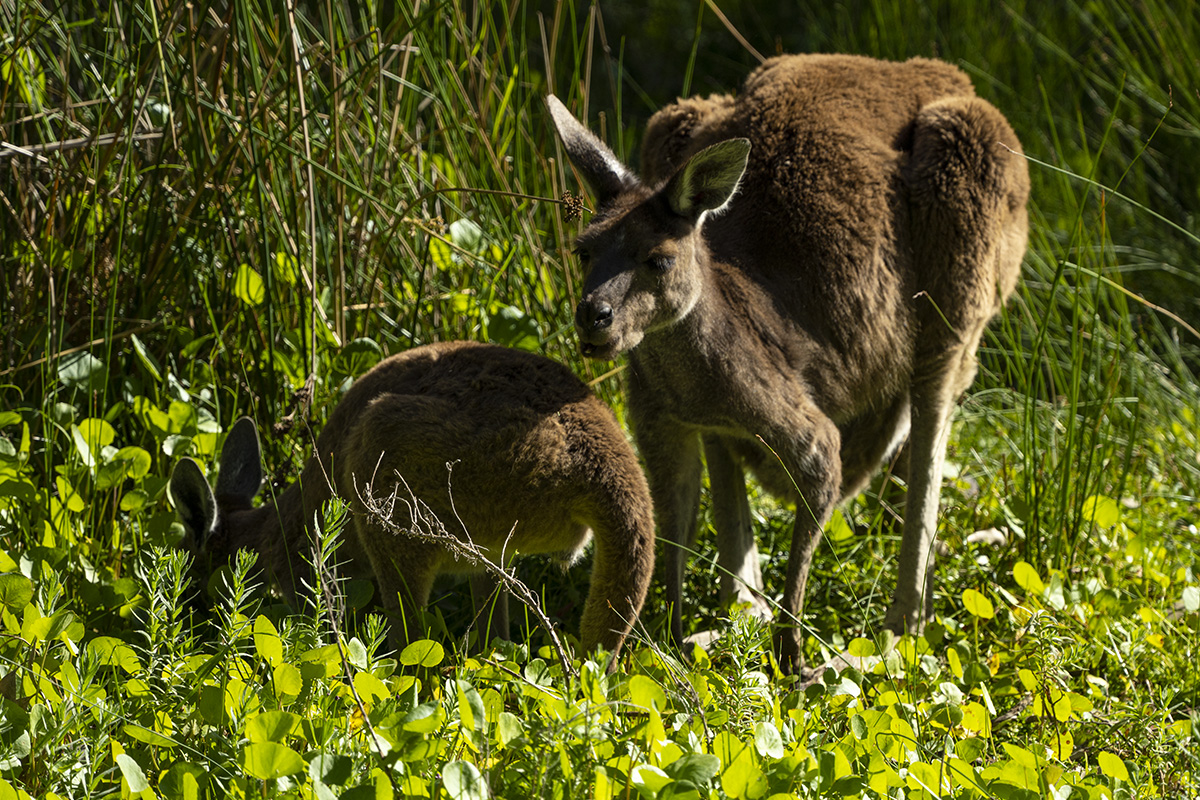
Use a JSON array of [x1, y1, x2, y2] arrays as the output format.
[[667, 138, 751, 220], [170, 457, 218, 542]]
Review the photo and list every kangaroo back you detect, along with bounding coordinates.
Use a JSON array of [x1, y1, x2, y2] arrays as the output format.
[[171, 341, 655, 661]]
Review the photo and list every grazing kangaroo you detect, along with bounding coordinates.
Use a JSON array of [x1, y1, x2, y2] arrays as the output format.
[[549, 53, 1029, 669], [168, 341, 655, 659]]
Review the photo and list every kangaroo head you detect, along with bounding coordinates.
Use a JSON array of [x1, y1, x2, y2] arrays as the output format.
[[548, 96, 750, 359], [169, 416, 263, 559]]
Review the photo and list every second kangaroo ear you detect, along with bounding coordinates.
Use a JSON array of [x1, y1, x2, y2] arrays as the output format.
[[216, 416, 263, 504], [665, 138, 751, 222], [548, 95, 635, 205], [169, 457, 218, 544]]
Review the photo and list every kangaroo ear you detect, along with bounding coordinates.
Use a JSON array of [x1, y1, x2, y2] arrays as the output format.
[[169, 457, 218, 545], [216, 416, 263, 503], [548, 95, 635, 205], [665, 138, 751, 222]]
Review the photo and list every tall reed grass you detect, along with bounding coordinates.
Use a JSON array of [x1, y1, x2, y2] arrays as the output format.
[[1, 0, 1197, 629]]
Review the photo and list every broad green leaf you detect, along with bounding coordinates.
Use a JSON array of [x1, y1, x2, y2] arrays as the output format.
[[961, 701, 992, 736], [1168, 719, 1192, 738], [114, 446, 153, 480], [239, 742, 306, 779], [55, 476, 86, 513], [160, 761, 206, 800], [120, 490, 149, 513], [135, 398, 171, 438], [77, 418, 116, 451], [310, 752, 353, 786], [1048, 729, 1074, 761], [442, 761, 486, 800], [1097, 751, 1129, 781], [906, 761, 947, 796], [343, 768, 394, 800], [234, 264, 265, 306], [342, 337, 383, 359], [20, 606, 50, 644], [57, 351, 105, 392], [0, 412, 20, 428], [0, 575, 33, 615], [253, 616, 283, 666], [346, 637, 368, 669], [273, 252, 299, 286], [666, 753, 720, 785], [947, 646, 963, 679], [353, 672, 390, 704], [850, 714, 868, 741], [456, 680, 485, 733], [115, 753, 149, 793], [714, 731, 754, 799], [929, 701, 964, 729], [302, 644, 342, 666], [167, 401, 198, 434], [754, 721, 784, 759], [246, 710, 301, 743], [123, 723, 178, 748], [162, 434, 192, 457], [488, 305, 541, 351], [497, 712, 523, 747], [826, 508, 854, 542], [1013, 561, 1046, 595], [1001, 743, 1040, 768], [400, 639, 444, 668], [1082, 495, 1120, 528], [631, 765, 672, 794], [962, 588, 994, 619], [846, 637, 875, 657], [273, 663, 302, 699], [449, 218, 483, 251], [87, 636, 142, 674], [628, 675, 667, 711], [818, 747, 853, 792], [401, 702, 441, 733]]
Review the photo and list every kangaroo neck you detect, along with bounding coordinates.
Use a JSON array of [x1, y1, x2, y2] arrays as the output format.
[[642, 256, 775, 361], [224, 481, 307, 593]]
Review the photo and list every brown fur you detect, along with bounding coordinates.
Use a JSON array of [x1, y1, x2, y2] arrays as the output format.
[[169, 341, 655, 659], [550, 53, 1029, 669]]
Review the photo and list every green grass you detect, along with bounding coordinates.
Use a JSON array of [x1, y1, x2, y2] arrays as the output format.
[[1, 0, 1199, 797]]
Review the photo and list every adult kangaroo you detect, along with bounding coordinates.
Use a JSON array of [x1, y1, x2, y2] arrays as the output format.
[[169, 341, 655, 662], [548, 53, 1029, 669]]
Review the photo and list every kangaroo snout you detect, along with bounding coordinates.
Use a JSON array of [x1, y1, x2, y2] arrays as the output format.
[[576, 299, 613, 331], [575, 298, 619, 357]]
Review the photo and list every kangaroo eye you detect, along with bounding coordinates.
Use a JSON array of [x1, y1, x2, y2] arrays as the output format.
[[646, 255, 674, 271]]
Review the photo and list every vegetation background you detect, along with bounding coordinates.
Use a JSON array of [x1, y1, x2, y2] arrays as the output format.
[[0, 0, 1197, 797]]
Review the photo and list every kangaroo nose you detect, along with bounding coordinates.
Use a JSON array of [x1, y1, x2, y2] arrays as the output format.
[[577, 301, 613, 331]]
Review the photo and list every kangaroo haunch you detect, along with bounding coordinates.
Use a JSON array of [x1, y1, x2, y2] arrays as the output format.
[[549, 53, 1030, 669], [169, 341, 655, 659]]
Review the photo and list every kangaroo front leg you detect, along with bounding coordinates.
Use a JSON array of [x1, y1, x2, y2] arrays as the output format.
[[640, 425, 703, 649], [763, 414, 842, 672], [884, 368, 958, 634], [704, 435, 767, 616]]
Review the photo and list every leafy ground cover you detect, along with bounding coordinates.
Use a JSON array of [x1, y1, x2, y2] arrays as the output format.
[[2, 0, 1199, 797]]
